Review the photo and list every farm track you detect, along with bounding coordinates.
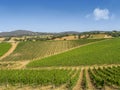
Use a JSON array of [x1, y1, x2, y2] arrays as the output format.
[[25, 64, 120, 70], [15, 60, 30, 69], [1, 60, 120, 71], [0, 42, 18, 60], [54, 84, 67, 90]]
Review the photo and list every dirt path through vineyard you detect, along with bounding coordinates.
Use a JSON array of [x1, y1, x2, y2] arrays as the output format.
[[0, 42, 18, 60], [0, 39, 107, 69]]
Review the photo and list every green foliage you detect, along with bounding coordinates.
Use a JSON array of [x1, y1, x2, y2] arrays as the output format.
[[3, 39, 100, 61], [27, 38, 120, 67], [93, 67, 120, 86], [89, 66, 120, 90], [0, 69, 71, 86], [67, 69, 80, 90], [81, 69, 88, 89], [107, 31, 120, 37], [88, 68, 104, 89], [0, 42, 11, 57]]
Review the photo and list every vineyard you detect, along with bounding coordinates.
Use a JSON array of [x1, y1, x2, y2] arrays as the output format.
[[2, 39, 101, 61], [0, 38, 120, 90], [0, 66, 120, 90], [0, 68, 80, 90], [27, 38, 120, 67], [88, 66, 120, 89], [0, 42, 11, 57]]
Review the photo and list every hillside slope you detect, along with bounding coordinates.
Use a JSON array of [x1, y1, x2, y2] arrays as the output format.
[[2, 39, 101, 61], [0, 42, 11, 57], [27, 38, 120, 67]]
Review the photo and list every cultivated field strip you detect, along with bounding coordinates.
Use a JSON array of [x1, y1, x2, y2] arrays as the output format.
[[26, 64, 120, 70], [0, 68, 81, 90], [0, 42, 11, 58], [2, 39, 102, 61], [0, 42, 18, 60], [0, 65, 120, 90], [88, 66, 120, 90], [27, 38, 120, 67], [74, 65, 120, 90]]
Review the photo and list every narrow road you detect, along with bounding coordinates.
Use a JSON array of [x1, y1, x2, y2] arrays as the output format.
[[15, 61, 30, 69], [26, 64, 120, 70], [0, 42, 18, 60]]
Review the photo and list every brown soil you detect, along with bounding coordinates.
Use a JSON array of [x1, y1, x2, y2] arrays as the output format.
[[0, 85, 53, 90], [54, 84, 67, 90], [104, 85, 114, 90], [26, 64, 120, 70], [14, 61, 30, 69]]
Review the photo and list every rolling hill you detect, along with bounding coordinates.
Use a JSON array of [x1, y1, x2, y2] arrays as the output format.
[[27, 38, 120, 67]]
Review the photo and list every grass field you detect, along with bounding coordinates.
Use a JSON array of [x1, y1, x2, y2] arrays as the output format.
[[0, 42, 11, 57], [2, 39, 101, 61], [27, 38, 120, 67]]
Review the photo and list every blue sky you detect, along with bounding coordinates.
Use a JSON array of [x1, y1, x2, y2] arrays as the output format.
[[0, 0, 119, 32]]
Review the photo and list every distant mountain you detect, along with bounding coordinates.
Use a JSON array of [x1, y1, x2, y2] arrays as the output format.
[[0, 30, 54, 36], [59, 31, 80, 35], [0, 30, 81, 37], [0, 30, 40, 37], [0, 30, 116, 37]]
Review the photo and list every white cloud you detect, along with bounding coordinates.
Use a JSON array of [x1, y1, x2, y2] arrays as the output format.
[[93, 8, 110, 20]]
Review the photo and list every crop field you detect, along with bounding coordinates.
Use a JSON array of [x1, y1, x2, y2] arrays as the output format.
[[2, 39, 101, 61], [0, 69, 80, 90], [0, 38, 120, 90], [0, 42, 11, 57], [27, 38, 120, 67], [88, 66, 120, 89]]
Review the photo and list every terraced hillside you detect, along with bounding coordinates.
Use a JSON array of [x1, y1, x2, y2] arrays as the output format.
[[0, 42, 11, 57], [2, 39, 101, 61], [27, 38, 120, 67]]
